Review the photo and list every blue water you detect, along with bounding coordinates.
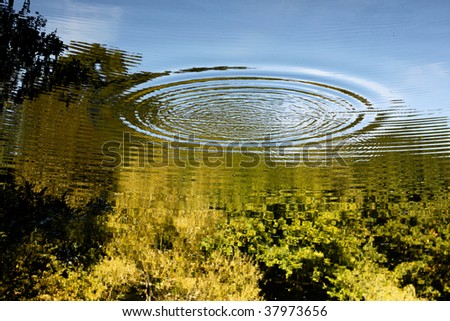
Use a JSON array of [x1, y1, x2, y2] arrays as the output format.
[[34, 0, 450, 122]]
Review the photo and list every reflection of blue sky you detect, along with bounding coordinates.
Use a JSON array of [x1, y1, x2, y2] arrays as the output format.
[[32, 0, 450, 119], [35, 0, 123, 44]]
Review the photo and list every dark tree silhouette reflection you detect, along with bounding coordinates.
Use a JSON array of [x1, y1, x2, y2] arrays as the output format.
[[0, 0, 65, 105]]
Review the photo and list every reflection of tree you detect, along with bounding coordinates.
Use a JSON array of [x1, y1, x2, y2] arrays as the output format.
[[1, 0, 165, 195], [0, 0, 65, 105], [0, 9, 167, 298], [51, 41, 165, 107], [11, 40, 157, 198]]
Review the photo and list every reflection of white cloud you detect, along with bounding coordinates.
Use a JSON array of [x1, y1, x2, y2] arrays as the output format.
[[45, 0, 123, 44]]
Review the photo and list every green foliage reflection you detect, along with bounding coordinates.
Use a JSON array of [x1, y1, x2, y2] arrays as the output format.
[[0, 177, 112, 300], [202, 165, 450, 300]]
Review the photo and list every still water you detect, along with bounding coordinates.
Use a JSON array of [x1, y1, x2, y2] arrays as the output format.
[[1, 0, 450, 300]]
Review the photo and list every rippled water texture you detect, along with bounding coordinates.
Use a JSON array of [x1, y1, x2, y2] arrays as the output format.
[[118, 68, 450, 162], [2, 0, 450, 302]]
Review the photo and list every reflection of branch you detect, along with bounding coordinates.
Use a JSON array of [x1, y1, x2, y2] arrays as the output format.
[[0, 2, 65, 103], [19, 0, 30, 15]]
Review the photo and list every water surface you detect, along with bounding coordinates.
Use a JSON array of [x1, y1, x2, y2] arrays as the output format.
[[1, 0, 450, 300]]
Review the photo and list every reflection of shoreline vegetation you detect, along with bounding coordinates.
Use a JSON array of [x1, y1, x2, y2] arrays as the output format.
[[0, 1, 64, 104], [1, 1, 450, 302], [0, 1, 164, 106], [0, 176, 112, 300], [0, 177, 261, 300], [2, 154, 449, 300], [210, 202, 448, 300]]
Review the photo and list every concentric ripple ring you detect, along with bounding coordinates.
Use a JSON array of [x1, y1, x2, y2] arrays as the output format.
[[118, 68, 390, 151]]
